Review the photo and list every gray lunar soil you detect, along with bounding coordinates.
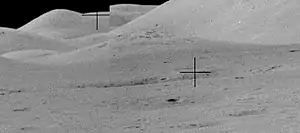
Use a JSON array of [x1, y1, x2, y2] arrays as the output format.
[[1, 1, 300, 133]]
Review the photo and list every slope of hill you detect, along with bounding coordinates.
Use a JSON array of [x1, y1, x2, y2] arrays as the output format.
[[0, 27, 75, 55], [109, 4, 157, 28], [2, 2, 300, 132], [110, 0, 300, 45], [18, 9, 110, 40]]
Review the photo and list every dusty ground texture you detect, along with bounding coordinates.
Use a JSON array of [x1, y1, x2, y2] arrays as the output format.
[[1, 37, 300, 133], [1, 1, 300, 133]]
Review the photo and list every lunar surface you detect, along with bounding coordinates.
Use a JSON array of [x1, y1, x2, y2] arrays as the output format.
[[18, 9, 110, 40], [1, 1, 300, 133], [110, 4, 157, 28]]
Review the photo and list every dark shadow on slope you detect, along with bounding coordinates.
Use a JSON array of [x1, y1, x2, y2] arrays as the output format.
[[249, 64, 283, 75], [101, 92, 223, 112], [159, 121, 221, 130], [227, 108, 268, 117], [0, 88, 26, 96], [70, 68, 228, 89]]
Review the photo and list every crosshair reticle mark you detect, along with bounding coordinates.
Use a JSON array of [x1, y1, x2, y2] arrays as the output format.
[[179, 57, 211, 87], [82, 12, 109, 31]]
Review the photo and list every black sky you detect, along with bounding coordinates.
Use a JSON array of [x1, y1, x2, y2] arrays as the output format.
[[1, 0, 165, 29]]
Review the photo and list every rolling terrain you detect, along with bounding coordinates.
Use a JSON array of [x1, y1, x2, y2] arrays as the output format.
[[1, 1, 300, 133]]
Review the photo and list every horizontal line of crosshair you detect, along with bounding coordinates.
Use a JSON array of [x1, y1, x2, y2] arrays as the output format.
[[178, 57, 212, 87], [81, 14, 109, 16], [81, 12, 109, 30], [179, 71, 211, 74]]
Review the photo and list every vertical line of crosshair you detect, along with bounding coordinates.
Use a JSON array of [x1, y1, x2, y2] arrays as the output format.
[[193, 57, 196, 87], [96, 12, 99, 30], [81, 12, 109, 31], [179, 57, 212, 88]]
